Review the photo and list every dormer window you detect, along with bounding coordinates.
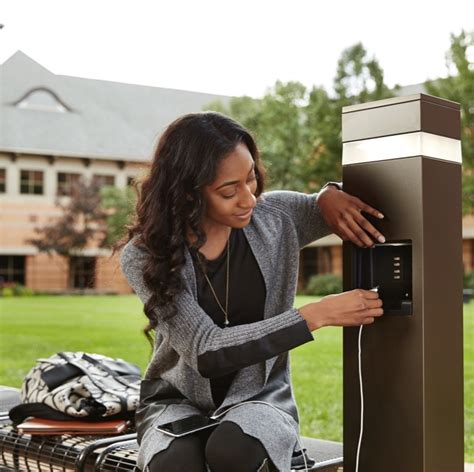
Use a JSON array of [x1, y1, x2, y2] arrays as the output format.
[[15, 88, 70, 113]]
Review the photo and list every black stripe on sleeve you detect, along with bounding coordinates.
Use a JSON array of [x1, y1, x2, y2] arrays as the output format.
[[197, 319, 314, 378]]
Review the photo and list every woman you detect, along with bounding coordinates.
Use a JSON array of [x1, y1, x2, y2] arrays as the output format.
[[118, 112, 384, 472]]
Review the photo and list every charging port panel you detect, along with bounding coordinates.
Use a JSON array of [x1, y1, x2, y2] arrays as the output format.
[[353, 241, 412, 315]]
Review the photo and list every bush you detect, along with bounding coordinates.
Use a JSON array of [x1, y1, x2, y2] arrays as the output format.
[[12, 284, 35, 296], [0, 283, 35, 297], [1, 287, 14, 297], [305, 273, 342, 296], [465, 271, 474, 291]]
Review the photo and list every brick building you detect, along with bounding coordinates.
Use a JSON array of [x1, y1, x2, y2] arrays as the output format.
[[0, 51, 229, 294]]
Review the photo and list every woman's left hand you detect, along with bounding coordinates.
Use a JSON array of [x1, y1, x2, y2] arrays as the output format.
[[317, 185, 386, 248]]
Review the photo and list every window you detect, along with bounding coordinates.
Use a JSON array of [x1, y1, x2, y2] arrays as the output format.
[[302, 247, 320, 281], [92, 175, 115, 187], [0, 256, 26, 284], [20, 170, 44, 195], [16, 88, 68, 113], [57, 172, 81, 196], [301, 247, 333, 281], [69, 256, 96, 289], [471, 240, 474, 272], [317, 247, 333, 274], [0, 169, 6, 193]]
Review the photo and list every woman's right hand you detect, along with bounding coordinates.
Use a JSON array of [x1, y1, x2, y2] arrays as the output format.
[[298, 289, 383, 331]]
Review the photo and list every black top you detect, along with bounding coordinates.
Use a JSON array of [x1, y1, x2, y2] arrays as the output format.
[[190, 228, 266, 407]]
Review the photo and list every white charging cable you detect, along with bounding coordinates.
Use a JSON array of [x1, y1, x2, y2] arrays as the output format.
[[355, 324, 364, 472], [210, 400, 309, 472], [355, 286, 379, 472]]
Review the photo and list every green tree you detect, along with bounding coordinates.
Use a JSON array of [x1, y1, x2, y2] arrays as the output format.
[[100, 185, 137, 246], [303, 42, 394, 187], [425, 30, 474, 214], [254, 81, 308, 189], [206, 96, 262, 134], [333, 42, 393, 105], [208, 82, 309, 190], [206, 43, 393, 192]]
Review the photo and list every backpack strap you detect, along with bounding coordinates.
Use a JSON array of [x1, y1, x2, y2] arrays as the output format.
[[8, 402, 136, 425], [9, 403, 80, 424], [57, 352, 140, 388], [41, 363, 83, 390]]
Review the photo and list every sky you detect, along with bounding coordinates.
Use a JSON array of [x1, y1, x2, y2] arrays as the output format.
[[1, 0, 473, 98]]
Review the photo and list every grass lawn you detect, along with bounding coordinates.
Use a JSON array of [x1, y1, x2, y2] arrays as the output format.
[[0, 295, 472, 461]]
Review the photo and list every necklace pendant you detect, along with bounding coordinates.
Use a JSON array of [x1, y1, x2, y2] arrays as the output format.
[[224, 319, 230, 326]]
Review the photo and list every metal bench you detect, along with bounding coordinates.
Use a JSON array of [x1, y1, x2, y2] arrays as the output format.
[[0, 386, 343, 471]]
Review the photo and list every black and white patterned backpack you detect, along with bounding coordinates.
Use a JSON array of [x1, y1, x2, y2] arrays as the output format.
[[9, 352, 141, 424]]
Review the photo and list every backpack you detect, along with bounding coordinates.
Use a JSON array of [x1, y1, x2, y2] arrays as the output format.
[[9, 352, 141, 425]]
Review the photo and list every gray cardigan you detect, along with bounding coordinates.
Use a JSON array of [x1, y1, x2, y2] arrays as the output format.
[[120, 190, 332, 471]]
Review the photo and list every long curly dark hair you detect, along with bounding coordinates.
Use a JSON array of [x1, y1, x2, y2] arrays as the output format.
[[114, 112, 266, 346]]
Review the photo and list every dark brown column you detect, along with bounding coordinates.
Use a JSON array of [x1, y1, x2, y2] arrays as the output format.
[[342, 94, 464, 472]]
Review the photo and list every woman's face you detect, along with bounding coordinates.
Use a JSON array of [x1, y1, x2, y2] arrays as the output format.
[[201, 142, 258, 231]]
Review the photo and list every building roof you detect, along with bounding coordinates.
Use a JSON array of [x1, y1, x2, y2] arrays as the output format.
[[394, 82, 427, 96], [0, 51, 231, 162]]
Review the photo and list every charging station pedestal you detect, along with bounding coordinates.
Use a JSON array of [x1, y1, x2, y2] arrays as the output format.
[[342, 94, 464, 471]]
